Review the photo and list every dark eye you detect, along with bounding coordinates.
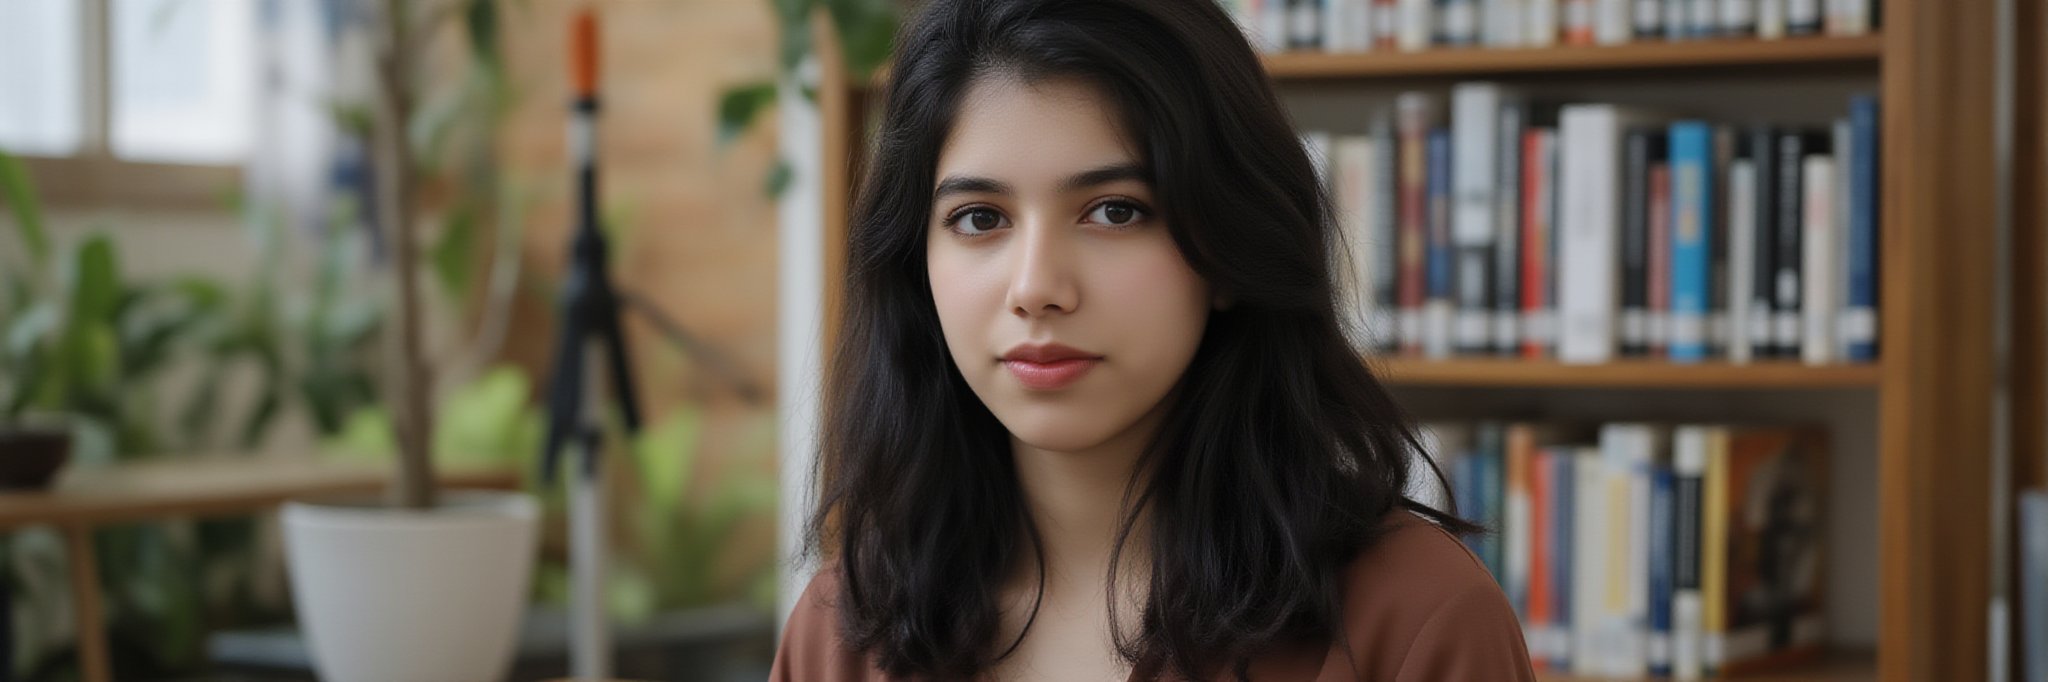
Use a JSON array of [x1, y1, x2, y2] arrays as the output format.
[[1086, 200, 1146, 226], [945, 207, 1006, 235]]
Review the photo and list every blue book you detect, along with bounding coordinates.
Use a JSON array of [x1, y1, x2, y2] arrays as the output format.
[[1844, 95, 1881, 362], [2022, 490, 2047, 682], [1428, 130, 1456, 308], [1476, 423, 1505, 580], [1647, 465, 1676, 677], [1667, 121, 1715, 363], [1551, 451, 1577, 670]]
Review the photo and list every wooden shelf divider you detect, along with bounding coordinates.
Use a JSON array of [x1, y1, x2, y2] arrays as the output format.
[[1367, 358, 1881, 389], [1261, 35, 1883, 80]]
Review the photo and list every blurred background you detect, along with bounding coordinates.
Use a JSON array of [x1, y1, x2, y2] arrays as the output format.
[[0, 1, 2043, 681]]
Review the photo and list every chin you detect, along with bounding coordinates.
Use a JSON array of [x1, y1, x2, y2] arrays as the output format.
[[992, 404, 1129, 454]]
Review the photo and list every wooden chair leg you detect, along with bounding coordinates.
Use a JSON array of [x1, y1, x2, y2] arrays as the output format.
[[63, 526, 109, 682]]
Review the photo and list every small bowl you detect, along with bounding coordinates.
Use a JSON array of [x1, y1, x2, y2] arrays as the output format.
[[0, 424, 72, 491]]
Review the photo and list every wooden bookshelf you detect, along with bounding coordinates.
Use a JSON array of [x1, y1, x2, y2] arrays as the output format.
[[1537, 650, 1876, 682], [814, 1, 2005, 679], [1369, 358, 1881, 389], [1262, 35, 1883, 80]]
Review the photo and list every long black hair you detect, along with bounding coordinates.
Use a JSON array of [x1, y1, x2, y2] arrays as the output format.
[[806, 0, 1474, 678]]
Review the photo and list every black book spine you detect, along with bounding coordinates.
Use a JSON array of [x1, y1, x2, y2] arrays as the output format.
[[1749, 127, 1779, 358], [1621, 129, 1661, 358], [1494, 103, 1526, 356], [1773, 130, 1809, 359]]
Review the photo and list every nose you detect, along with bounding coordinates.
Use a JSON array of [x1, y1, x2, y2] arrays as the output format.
[[1005, 215, 1081, 318]]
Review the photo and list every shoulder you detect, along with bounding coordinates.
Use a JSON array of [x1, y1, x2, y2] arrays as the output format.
[[770, 565, 889, 682], [1326, 510, 1536, 681]]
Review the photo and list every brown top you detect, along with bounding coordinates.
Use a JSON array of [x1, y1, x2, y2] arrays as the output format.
[[769, 511, 1536, 681]]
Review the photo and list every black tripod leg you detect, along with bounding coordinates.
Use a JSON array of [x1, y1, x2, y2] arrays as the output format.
[[541, 307, 590, 485], [600, 292, 643, 438]]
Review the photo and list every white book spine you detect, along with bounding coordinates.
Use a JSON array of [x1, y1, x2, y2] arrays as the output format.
[[1756, 0, 1786, 37], [1528, 0, 1561, 45], [1571, 445, 1607, 676], [1454, 83, 1505, 354], [1319, 0, 1347, 52], [1833, 119, 1855, 359], [1596, 0, 1635, 44], [1672, 427, 1708, 681], [1727, 160, 1756, 364], [1613, 425, 1653, 677], [1352, 0, 1381, 50], [1399, 0, 1433, 51], [1558, 105, 1634, 364], [1801, 155, 1837, 365]]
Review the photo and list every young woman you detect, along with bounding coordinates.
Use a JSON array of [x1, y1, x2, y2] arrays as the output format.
[[771, 0, 1534, 679]]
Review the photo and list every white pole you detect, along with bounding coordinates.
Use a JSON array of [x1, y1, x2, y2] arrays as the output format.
[[570, 340, 611, 681]]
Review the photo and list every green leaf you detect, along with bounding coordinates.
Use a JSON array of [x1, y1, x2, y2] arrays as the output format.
[[326, 407, 397, 460], [465, 0, 501, 69], [431, 202, 479, 299], [0, 149, 49, 270], [635, 407, 703, 511], [716, 82, 779, 149], [66, 235, 122, 326], [764, 157, 794, 198]]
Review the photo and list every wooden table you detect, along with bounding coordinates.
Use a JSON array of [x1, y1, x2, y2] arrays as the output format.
[[0, 457, 521, 682]]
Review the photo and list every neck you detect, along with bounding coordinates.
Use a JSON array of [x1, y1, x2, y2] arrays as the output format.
[[1009, 399, 1167, 594]]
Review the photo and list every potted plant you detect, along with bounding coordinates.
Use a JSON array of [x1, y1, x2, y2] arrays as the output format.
[[279, 1, 538, 680]]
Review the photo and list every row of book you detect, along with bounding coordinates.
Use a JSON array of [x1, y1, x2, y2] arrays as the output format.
[[1307, 86, 1880, 364], [1223, 0, 1879, 54], [1412, 421, 1830, 678]]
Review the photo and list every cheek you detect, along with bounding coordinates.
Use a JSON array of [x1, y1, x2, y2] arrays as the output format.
[[1095, 241, 1211, 345], [926, 241, 1002, 359]]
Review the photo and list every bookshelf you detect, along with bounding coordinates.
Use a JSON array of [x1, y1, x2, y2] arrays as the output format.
[[810, 1, 2003, 680]]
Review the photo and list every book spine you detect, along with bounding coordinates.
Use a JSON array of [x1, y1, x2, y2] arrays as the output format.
[[1672, 427, 1708, 680], [1700, 428, 1729, 674], [1522, 128, 1559, 358], [1506, 424, 1535, 619], [1669, 122, 1715, 362], [1453, 84, 1504, 355], [1687, 0, 1718, 36], [1399, 0, 1434, 50], [1649, 160, 1674, 358], [1334, 136, 1378, 350], [1648, 460, 1676, 677], [1720, 0, 1756, 36], [1528, 446, 1556, 671], [1596, 0, 1634, 44], [1528, 0, 1561, 45], [1479, 422, 1507, 578], [1709, 126, 1736, 356], [1427, 128, 1457, 358], [1749, 127, 1780, 358], [2022, 491, 2048, 682], [1727, 155, 1757, 364], [1558, 106, 1625, 364], [1374, 0, 1403, 50], [1773, 131, 1808, 358], [1665, 0, 1689, 40], [1842, 95, 1879, 361], [1634, 0, 1666, 39], [1398, 94, 1433, 355], [1785, 0, 1821, 34], [1553, 450, 1579, 670], [1495, 102, 1528, 353], [1571, 445, 1606, 675], [1288, 0, 1322, 49], [1801, 151, 1837, 364], [1756, 0, 1786, 38], [1621, 130, 1656, 358]]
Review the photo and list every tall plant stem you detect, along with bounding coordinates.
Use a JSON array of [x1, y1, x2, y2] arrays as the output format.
[[376, 0, 436, 509]]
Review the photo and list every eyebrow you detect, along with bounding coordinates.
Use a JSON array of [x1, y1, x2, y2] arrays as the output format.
[[931, 163, 1151, 203]]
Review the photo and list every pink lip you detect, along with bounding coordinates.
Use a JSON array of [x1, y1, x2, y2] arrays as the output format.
[[1003, 357, 1100, 390]]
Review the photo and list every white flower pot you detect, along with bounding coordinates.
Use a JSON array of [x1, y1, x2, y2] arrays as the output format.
[[283, 489, 539, 682]]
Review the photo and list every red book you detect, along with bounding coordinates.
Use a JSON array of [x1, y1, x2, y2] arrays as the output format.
[[1396, 95, 1434, 356], [1520, 128, 1554, 359], [1527, 446, 1555, 672]]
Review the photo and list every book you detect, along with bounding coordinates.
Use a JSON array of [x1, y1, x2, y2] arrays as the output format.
[[1774, 131, 1815, 359], [1399, 0, 1433, 50], [1620, 129, 1666, 357], [1596, 0, 1634, 44], [1528, 0, 1561, 46], [1427, 128, 1457, 359], [1397, 93, 1435, 354], [1842, 95, 1879, 361], [1373, 0, 1403, 50], [2022, 489, 2048, 682], [1727, 151, 1759, 363], [1564, 0, 1597, 44], [1720, 0, 1757, 36], [1800, 152, 1837, 365], [1454, 83, 1515, 354], [1494, 100, 1529, 353], [1521, 127, 1561, 359], [1707, 426, 1830, 674], [1669, 121, 1716, 363], [1748, 128, 1780, 359], [1649, 159, 1674, 356], [1559, 105, 1660, 364], [1439, 0, 1481, 45], [1332, 135, 1380, 350], [1757, 0, 1786, 38], [1634, 0, 1666, 39], [1785, 0, 1821, 34], [1671, 426, 1711, 680]]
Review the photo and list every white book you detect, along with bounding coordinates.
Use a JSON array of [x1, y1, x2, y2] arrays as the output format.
[[1570, 444, 1609, 676], [1558, 105, 1659, 364], [1319, 0, 1348, 52], [1260, 0, 1293, 51], [1756, 0, 1786, 37], [1596, 0, 1634, 44], [1351, 0, 1381, 50], [1399, 0, 1433, 51], [1720, 0, 1756, 34], [1832, 119, 1855, 360], [1687, 0, 1717, 35], [1528, 0, 1561, 45], [1829, 0, 1870, 35], [1785, 0, 1821, 32], [1636, 0, 1666, 37], [1488, 0, 1528, 47], [1453, 83, 1515, 354], [1333, 136, 1379, 351], [1726, 159, 1757, 364], [1801, 154, 1837, 365]]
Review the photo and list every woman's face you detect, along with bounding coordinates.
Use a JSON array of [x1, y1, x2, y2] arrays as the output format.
[[926, 75, 1212, 454]]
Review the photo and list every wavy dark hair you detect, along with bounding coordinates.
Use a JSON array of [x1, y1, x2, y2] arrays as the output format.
[[805, 0, 1474, 678]]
